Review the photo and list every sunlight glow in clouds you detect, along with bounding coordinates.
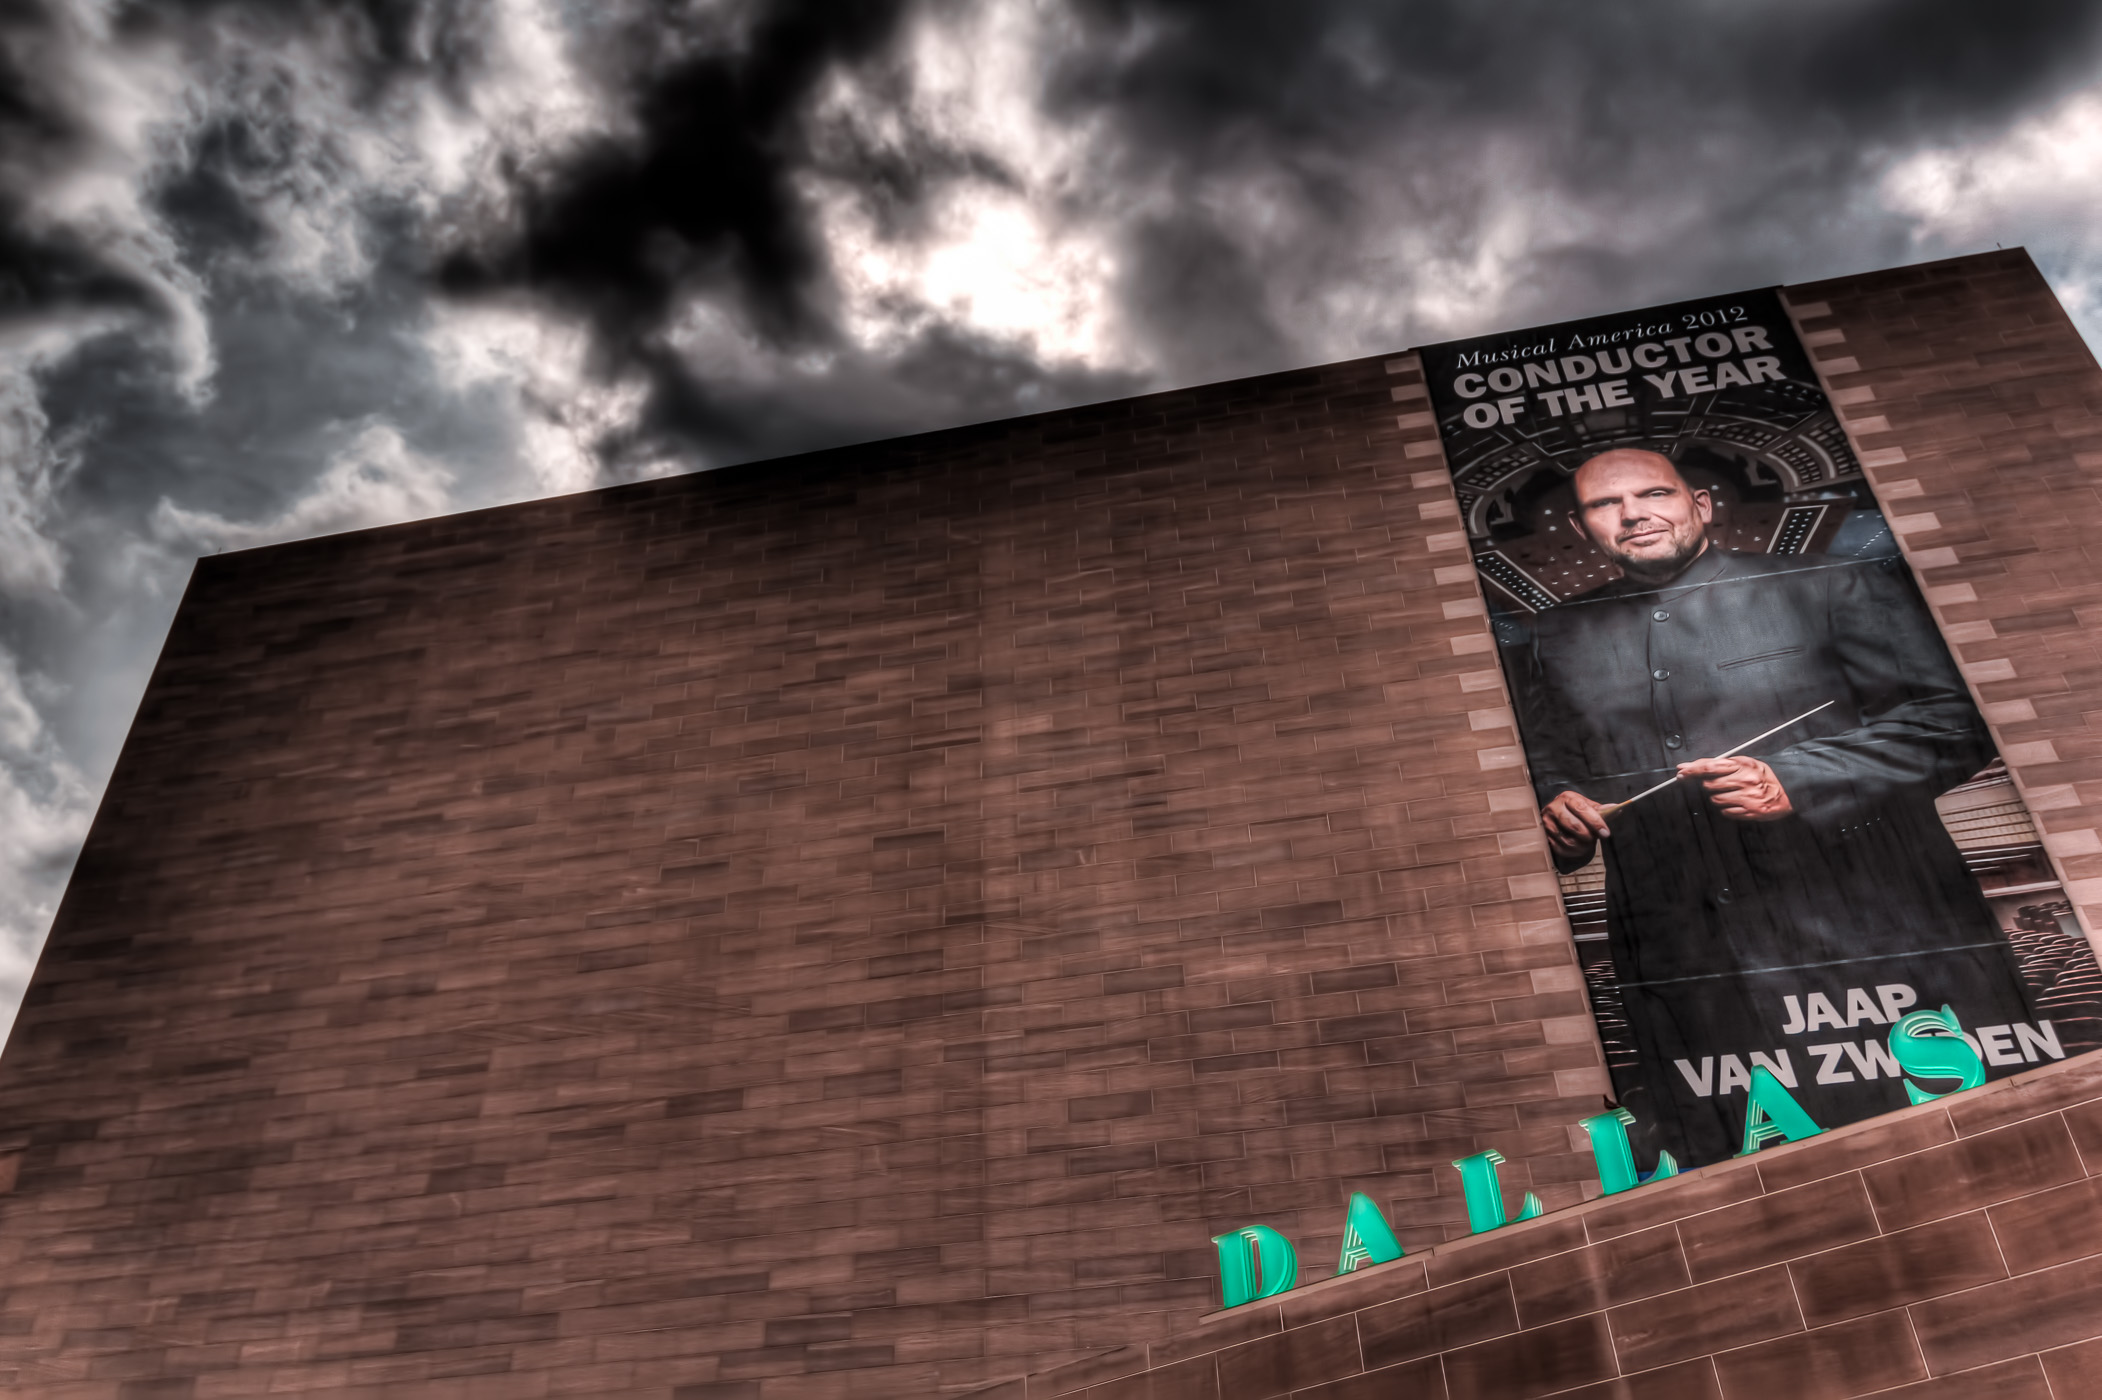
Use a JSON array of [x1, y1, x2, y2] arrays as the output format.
[[821, 189, 1123, 365], [1882, 89, 2102, 241], [807, 5, 1125, 368], [429, 302, 654, 495], [1883, 86, 2102, 337]]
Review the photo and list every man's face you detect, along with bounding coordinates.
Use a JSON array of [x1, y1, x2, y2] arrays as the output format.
[[1568, 451, 1713, 581]]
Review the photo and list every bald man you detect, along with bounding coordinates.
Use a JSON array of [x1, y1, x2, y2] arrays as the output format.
[[1503, 449, 2039, 1167]]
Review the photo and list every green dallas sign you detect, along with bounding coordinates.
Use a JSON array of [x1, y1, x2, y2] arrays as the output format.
[[1211, 1004, 1988, 1309]]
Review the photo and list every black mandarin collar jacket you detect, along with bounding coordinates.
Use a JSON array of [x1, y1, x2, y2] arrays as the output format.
[[1504, 545, 1999, 983]]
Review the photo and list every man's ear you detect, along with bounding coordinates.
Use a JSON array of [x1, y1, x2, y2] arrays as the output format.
[[1566, 510, 1590, 543], [1692, 489, 1714, 524]]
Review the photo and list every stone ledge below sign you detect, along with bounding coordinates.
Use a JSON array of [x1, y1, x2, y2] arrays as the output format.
[[976, 1046, 2102, 1400]]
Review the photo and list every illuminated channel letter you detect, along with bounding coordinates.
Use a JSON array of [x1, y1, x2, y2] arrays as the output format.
[[1578, 1107, 1679, 1195], [1212, 1224, 1298, 1309], [1889, 1005, 1987, 1105], [1736, 1065, 1824, 1156], [1450, 1150, 1543, 1234], [1335, 1192, 1405, 1275]]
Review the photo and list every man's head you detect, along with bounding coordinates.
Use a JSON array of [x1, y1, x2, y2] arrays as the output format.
[[1568, 449, 1713, 583]]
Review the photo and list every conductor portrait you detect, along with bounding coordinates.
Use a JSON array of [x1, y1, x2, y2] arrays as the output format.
[[1505, 448, 2039, 1164]]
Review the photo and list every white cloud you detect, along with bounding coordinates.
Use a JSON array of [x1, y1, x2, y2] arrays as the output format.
[[1882, 87, 2102, 341], [0, 326, 85, 596], [411, 0, 606, 208], [150, 421, 456, 553], [0, 648, 94, 1035], [804, 2, 1125, 368], [1882, 91, 2102, 245], [9, 3, 214, 397], [425, 300, 658, 493]]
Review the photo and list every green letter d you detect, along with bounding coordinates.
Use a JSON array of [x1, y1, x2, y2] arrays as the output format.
[[1212, 1224, 1298, 1308]]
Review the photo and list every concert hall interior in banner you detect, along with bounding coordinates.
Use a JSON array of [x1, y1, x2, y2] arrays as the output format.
[[7, 249, 2102, 1398]]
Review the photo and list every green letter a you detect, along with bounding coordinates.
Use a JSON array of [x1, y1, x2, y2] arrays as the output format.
[[1335, 1192, 1404, 1275], [1736, 1066, 1824, 1156]]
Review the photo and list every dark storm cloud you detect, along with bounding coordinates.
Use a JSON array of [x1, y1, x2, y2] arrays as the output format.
[[1055, 0, 2102, 137], [443, 0, 909, 336], [425, 0, 2102, 426], [0, 10, 158, 327], [451, 0, 1139, 477], [438, 0, 940, 465], [0, 0, 1129, 548], [14, 0, 2102, 495], [111, 0, 488, 98], [0, 213, 164, 324], [1116, 215, 1292, 384], [24, 0, 2094, 497], [1038, 0, 2102, 362]]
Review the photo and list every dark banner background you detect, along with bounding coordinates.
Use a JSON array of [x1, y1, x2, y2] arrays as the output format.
[[1422, 287, 1862, 603], [1421, 289, 2102, 1166]]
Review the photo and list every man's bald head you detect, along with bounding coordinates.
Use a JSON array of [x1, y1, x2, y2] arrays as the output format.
[[1567, 449, 1713, 584], [1572, 449, 1689, 501]]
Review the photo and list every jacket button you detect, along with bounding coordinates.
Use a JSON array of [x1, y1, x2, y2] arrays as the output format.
[[1717, 888, 1735, 905], [1665, 733, 1683, 749], [1652, 609, 1670, 621], [1652, 668, 1671, 681]]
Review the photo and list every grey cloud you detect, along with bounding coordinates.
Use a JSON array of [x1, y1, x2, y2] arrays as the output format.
[[437, 1, 918, 336], [1039, 0, 2102, 368]]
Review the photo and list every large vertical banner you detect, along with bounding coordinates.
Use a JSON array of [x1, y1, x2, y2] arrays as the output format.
[[1421, 289, 2102, 1168]]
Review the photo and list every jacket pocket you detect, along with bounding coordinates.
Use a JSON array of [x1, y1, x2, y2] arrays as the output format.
[[1717, 645, 1805, 670]]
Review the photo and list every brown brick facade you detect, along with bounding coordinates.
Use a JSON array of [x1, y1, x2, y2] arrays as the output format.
[[982, 250, 2102, 1400], [994, 1051, 2102, 1400], [1784, 251, 2102, 962], [3, 249, 2098, 1399], [0, 354, 1601, 1396]]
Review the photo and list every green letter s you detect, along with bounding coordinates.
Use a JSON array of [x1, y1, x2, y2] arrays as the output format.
[[1890, 1005, 1986, 1106]]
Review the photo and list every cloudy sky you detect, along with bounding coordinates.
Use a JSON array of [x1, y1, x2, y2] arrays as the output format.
[[4, 0, 2102, 1029]]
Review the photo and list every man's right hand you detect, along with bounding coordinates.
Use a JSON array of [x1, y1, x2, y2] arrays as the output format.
[[1541, 789, 1612, 862]]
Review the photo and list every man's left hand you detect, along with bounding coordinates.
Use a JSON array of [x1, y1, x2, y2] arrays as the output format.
[[1678, 755, 1793, 821]]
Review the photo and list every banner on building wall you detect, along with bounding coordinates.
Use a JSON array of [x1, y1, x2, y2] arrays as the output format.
[[1420, 288, 2102, 1169]]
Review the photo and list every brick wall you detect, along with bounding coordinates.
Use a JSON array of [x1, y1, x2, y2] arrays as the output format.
[[992, 1049, 2102, 1400], [1783, 250, 2102, 958], [0, 353, 1603, 1397], [7, 248, 2091, 1400], [988, 248, 2102, 1400]]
